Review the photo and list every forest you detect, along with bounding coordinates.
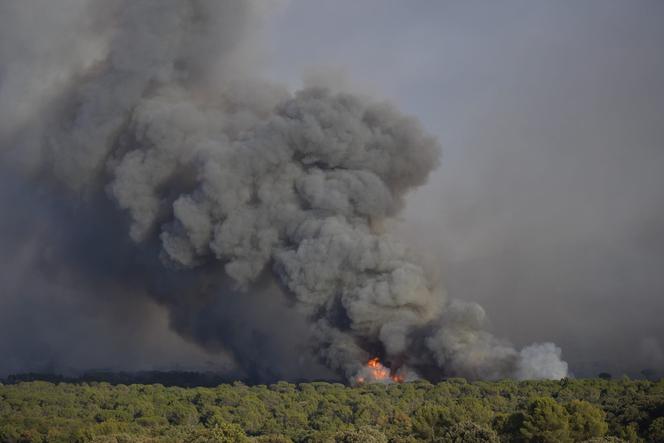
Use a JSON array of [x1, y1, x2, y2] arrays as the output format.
[[1, 377, 663, 443]]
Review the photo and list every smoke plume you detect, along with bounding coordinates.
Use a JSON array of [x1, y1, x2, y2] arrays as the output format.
[[0, 0, 567, 382]]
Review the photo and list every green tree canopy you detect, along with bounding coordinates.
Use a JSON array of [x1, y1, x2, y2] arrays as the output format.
[[566, 399, 608, 441], [520, 397, 571, 443]]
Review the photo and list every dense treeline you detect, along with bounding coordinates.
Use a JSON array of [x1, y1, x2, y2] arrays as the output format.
[[1, 378, 663, 442], [1, 372, 239, 389]]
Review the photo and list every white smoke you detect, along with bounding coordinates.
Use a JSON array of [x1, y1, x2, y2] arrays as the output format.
[[0, 0, 567, 381]]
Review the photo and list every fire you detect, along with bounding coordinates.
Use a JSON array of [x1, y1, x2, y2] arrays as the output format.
[[355, 357, 405, 384], [391, 373, 405, 383], [367, 357, 390, 379]]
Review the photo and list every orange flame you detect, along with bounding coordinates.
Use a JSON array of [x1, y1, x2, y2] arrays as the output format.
[[356, 357, 405, 384], [391, 373, 405, 383]]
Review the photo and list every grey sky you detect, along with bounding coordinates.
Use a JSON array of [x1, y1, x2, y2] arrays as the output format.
[[265, 0, 664, 376]]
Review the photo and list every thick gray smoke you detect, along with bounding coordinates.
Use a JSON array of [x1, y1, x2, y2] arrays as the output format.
[[0, 0, 566, 382]]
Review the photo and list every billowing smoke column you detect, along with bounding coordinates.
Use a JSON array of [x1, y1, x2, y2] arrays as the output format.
[[0, 0, 567, 382]]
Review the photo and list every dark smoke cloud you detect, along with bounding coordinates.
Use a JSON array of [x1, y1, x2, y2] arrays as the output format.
[[0, 168, 239, 376], [0, 0, 567, 382], [265, 0, 664, 377]]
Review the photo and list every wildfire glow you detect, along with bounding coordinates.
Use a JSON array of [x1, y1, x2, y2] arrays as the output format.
[[355, 357, 405, 384]]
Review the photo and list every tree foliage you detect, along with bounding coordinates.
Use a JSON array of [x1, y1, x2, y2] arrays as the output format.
[[0, 377, 661, 442], [520, 397, 571, 442]]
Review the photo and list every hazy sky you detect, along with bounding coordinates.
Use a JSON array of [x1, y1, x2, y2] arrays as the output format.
[[264, 0, 664, 376]]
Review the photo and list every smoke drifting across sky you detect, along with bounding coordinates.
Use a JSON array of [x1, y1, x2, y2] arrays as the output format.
[[3, 0, 658, 381], [264, 1, 664, 377], [0, 0, 568, 382]]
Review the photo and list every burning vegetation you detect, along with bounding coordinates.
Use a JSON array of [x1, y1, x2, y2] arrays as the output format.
[[354, 357, 408, 385]]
